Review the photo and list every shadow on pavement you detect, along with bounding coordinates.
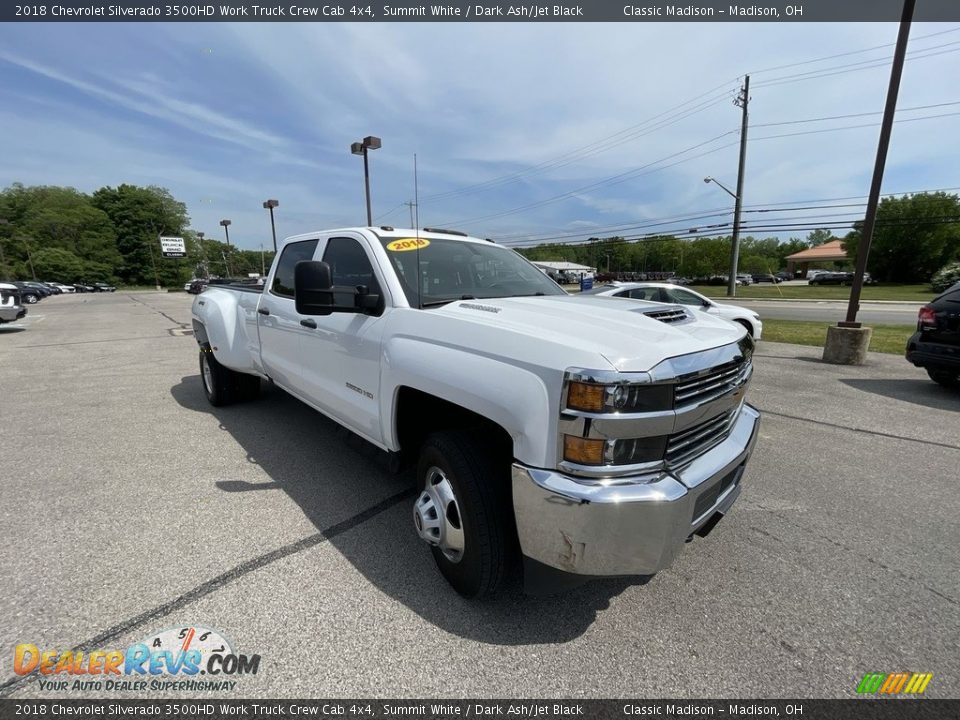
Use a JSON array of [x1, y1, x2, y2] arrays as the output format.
[[171, 375, 635, 645], [0, 326, 27, 334], [840, 378, 960, 411]]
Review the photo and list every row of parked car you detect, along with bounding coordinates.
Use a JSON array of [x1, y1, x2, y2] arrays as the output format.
[[9, 280, 117, 304], [807, 270, 876, 286]]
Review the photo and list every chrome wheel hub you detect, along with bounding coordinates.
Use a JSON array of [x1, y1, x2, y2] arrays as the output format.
[[413, 466, 465, 563]]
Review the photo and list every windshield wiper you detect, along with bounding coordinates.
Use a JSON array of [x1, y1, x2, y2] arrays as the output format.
[[419, 295, 475, 308]]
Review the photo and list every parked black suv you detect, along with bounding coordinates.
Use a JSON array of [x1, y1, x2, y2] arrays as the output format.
[[906, 282, 960, 388], [751, 273, 782, 284]]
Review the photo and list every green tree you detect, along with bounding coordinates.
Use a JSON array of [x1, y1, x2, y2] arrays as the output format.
[[844, 192, 960, 282], [0, 184, 121, 279], [91, 184, 191, 285], [806, 228, 833, 247], [30, 247, 86, 282]]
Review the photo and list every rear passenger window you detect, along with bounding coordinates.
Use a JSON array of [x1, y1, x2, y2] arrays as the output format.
[[271, 239, 318, 298]]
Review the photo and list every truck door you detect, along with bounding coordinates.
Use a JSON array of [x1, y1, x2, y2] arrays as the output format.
[[298, 234, 388, 446], [257, 238, 319, 390]]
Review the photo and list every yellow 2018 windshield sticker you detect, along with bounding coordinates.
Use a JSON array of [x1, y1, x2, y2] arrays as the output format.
[[386, 238, 430, 252]]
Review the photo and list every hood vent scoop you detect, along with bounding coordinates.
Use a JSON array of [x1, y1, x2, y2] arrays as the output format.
[[642, 305, 691, 324]]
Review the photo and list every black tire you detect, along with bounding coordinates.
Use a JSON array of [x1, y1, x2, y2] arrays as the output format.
[[23, 293, 39, 304], [200, 345, 235, 406], [198, 344, 261, 406], [417, 431, 512, 598], [926, 368, 960, 389], [236, 372, 261, 401]]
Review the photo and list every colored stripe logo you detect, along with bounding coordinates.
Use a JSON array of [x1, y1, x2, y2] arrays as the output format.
[[857, 672, 933, 695]]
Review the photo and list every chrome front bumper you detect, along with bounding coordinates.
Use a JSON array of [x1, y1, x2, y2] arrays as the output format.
[[512, 404, 760, 577]]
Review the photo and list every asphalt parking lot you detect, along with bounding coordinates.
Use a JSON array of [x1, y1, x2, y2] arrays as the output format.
[[1, 291, 958, 699]]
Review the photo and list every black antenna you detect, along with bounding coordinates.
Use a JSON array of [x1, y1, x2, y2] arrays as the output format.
[[414, 153, 422, 310]]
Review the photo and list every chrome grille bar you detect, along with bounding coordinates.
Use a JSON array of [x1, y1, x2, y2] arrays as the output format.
[[674, 359, 750, 407], [666, 409, 738, 467]]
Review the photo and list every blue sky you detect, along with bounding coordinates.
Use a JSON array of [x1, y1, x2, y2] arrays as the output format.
[[1, 22, 958, 251]]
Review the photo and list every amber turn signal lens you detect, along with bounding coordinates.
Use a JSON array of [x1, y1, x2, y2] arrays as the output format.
[[566, 382, 605, 412], [563, 435, 606, 465]]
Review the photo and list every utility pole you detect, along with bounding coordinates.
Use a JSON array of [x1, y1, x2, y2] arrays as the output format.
[[260, 244, 266, 276], [842, 0, 914, 327], [727, 74, 750, 298], [196, 231, 207, 278], [0, 219, 9, 281], [403, 200, 417, 228], [148, 235, 161, 290], [22, 236, 37, 280]]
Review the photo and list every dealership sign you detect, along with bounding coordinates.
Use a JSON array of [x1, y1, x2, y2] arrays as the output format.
[[159, 236, 187, 258]]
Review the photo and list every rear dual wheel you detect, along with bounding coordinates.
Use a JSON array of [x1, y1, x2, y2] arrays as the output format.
[[199, 345, 260, 406]]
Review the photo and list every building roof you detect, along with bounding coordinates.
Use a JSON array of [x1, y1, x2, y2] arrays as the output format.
[[785, 239, 847, 261], [530, 261, 596, 271]]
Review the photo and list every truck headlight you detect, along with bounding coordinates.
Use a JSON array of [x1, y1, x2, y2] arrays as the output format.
[[563, 434, 667, 466], [566, 381, 673, 414]]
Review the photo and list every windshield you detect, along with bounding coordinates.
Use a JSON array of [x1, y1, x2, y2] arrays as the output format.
[[377, 236, 567, 307]]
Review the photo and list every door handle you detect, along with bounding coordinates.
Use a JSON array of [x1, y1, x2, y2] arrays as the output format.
[[257, 308, 270, 316], [300, 318, 317, 329]]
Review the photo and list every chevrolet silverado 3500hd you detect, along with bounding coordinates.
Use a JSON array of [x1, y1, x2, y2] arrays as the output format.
[[192, 227, 760, 597]]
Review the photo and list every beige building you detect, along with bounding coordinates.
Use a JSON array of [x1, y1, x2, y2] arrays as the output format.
[[785, 239, 849, 276]]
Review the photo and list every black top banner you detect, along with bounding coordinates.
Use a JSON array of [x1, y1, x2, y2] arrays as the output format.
[[4, 0, 960, 23], [0, 700, 957, 720]]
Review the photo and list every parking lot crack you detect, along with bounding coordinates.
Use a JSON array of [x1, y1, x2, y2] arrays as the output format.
[[744, 500, 959, 609], [756, 408, 960, 452], [0, 487, 414, 698]]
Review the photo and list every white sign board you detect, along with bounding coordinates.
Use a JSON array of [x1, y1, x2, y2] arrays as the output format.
[[159, 236, 187, 258]]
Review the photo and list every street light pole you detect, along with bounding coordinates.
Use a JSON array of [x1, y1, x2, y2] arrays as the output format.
[[351, 136, 381, 226], [259, 244, 266, 277], [704, 173, 742, 296], [262, 199, 279, 252], [220, 219, 232, 276]]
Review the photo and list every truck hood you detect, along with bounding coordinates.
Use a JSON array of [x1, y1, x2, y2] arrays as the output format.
[[433, 294, 746, 372]]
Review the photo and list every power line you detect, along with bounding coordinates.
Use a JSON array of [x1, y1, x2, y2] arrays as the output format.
[[418, 85, 738, 203], [438, 132, 740, 227], [746, 25, 960, 76], [750, 100, 960, 128], [752, 110, 960, 142], [752, 44, 960, 89], [499, 186, 960, 246]]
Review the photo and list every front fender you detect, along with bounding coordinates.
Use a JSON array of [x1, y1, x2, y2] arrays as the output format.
[[381, 336, 555, 467]]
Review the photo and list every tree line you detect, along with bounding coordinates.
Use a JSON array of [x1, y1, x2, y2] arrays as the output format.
[[1, 183, 956, 286], [516, 192, 960, 283], [0, 183, 274, 286]]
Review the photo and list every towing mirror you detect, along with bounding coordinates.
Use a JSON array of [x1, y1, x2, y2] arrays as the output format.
[[294, 261, 381, 316], [294, 261, 334, 316]]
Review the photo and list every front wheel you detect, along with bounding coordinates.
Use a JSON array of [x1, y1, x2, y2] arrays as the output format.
[[413, 431, 513, 598], [926, 368, 960, 389], [23, 294, 39, 304]]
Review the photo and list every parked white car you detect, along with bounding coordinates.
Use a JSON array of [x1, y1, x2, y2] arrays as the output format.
[[52, 283, 75, 293], [588, 282, 763, 340]]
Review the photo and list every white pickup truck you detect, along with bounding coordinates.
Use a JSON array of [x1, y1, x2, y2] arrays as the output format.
[[192, 227, 760, 597]]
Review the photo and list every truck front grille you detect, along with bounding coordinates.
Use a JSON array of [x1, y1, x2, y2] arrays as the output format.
[[674, 358, 750, 408], [666, 408, 738, 468]]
